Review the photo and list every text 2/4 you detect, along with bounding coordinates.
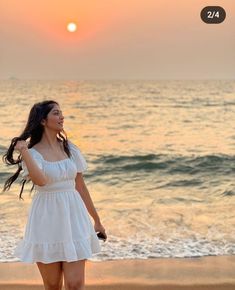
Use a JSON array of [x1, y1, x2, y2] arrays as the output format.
[[207, 11, 220, 19], [200, 6, 226, 24]]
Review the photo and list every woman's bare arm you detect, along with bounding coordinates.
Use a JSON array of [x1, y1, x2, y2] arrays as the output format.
[[21, 148, 48, 186], [75, 173, 101, 223], [75, 172, 107, 240], [14, 140, 48, 186]]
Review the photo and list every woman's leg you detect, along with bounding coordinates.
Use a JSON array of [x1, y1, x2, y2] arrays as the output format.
[[36, 261, 63, 290], [62, 259, 86, 290]]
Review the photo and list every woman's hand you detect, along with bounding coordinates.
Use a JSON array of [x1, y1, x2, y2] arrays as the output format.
[[14, 140, 28, 154], [94, 221, 107, 241]]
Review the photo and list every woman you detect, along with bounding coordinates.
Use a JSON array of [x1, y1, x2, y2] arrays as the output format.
[[2, 100, 107, 290]]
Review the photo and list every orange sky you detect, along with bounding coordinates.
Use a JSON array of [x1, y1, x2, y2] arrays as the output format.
[[0, 0, 234, 79]]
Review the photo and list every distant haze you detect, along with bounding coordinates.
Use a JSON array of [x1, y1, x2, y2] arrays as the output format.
[[1, 0, 234, 80]]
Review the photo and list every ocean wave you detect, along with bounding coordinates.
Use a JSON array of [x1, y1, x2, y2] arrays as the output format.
[[99, 153, 235, 176]]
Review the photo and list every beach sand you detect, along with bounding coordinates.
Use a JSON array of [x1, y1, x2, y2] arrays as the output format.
[[0, 255, 235, 290]]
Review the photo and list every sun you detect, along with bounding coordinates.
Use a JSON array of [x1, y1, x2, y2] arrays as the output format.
[[67, 22, 77, 32]]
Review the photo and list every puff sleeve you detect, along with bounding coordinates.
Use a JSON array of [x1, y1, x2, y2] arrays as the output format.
[[20, 149, 43, 180], [68, 141, 88, 173]]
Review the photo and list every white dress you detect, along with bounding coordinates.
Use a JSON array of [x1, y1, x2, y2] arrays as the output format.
[[14, 141, 101, 264]]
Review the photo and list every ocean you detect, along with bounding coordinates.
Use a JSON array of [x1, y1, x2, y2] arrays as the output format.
[[0, 79, 235, 262]]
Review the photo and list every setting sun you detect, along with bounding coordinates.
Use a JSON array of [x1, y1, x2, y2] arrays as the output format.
[[67, 22, 77, 32]]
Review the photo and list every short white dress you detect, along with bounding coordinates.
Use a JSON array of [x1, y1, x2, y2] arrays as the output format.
[[14, 141, 101, 264]]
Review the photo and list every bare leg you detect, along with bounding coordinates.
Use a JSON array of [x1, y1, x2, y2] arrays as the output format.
[[36, 261, 63, 290], [62, 259, 86, 290]]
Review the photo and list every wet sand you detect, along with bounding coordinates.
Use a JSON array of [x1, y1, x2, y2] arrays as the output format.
[[0, 255, 235, 290]]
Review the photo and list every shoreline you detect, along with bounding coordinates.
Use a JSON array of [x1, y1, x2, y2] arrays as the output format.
[[0, 255, 235, 290], [0, 284, 235, 290]]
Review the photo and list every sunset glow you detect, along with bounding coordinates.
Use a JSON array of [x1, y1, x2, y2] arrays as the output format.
[[1, 0, 234, 79]]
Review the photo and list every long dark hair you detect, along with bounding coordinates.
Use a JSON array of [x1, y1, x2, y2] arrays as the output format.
[[2, 100, 71, 200]]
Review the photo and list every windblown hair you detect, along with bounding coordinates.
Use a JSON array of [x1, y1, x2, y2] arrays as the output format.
[[2, 100, 71, 200]]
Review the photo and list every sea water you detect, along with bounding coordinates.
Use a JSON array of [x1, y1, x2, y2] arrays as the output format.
[[0, 79, 235, 262]]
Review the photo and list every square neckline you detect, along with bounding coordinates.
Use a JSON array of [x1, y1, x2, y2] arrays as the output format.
[[30, 147, 70, 163]]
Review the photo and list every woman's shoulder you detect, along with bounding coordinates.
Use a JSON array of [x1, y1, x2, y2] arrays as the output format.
[[67, 140, 81, 151], [67, 140, 85, 159], [28, 147, 43, 159], [67, 140, 88, 171], [29, 142, 43, 151]]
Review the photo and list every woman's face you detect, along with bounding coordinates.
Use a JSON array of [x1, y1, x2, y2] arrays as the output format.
[[42, 103, 64, 132]]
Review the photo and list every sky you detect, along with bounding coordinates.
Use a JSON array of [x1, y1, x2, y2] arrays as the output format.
[[0, 0, 234, 80]]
